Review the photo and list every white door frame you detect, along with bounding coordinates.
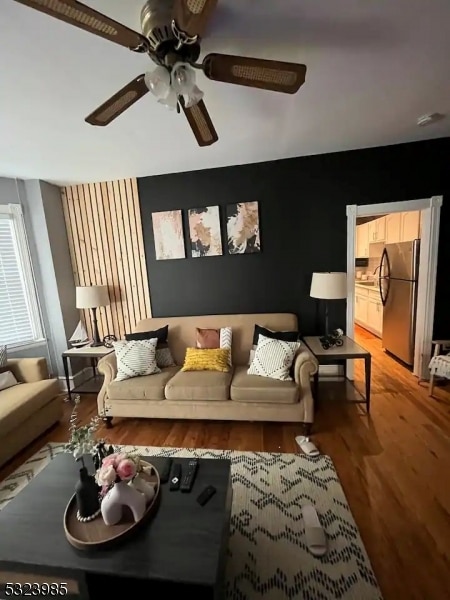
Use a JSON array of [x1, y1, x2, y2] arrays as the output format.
[[346, 196, 443, 381]]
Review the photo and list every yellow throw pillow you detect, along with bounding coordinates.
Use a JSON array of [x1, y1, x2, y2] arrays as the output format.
[[182, 348, 230, 372]]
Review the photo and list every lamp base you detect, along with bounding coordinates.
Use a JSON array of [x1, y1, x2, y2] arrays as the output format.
[[90, 341, 104, 348]]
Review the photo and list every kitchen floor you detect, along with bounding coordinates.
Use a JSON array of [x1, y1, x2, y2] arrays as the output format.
[[353, 323, 412, 373]]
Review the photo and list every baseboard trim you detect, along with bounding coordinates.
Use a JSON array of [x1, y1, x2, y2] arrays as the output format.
[[58, 367, 91, 392]]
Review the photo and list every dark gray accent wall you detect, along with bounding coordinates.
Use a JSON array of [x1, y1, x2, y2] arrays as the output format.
[[138, 138, 449, 337]]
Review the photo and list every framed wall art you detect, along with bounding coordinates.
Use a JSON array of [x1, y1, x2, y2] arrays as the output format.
[[226, 201, 261, 254], [188, 205, 223, 257], [152, 210, 185, 260]]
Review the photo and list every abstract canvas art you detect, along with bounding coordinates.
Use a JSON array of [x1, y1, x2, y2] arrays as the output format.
[[226, 201, 261, 254], [188, 206, 223, 258], [152, 210, 185, 260]]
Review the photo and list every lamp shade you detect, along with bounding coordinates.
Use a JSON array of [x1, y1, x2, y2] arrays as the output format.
[[310, 272, 347, 300], [76, 285, 110, 309]]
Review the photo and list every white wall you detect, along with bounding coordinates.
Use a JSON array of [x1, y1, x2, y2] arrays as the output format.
[[0, 177, 80, 378]]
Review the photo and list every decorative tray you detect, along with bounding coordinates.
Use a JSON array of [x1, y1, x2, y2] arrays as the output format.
[[63, 461, 160, 551]]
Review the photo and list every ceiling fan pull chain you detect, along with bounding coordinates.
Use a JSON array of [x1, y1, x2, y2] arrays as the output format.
[[171, 19, 198, 51]]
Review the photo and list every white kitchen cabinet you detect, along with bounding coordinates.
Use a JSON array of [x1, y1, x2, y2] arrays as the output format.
[[367, 298, 383, 336], [355, 284, 383, 337], [385, 212, 402, 244], [356, 223, 369, 257], [401, 211, 421, 241], [368, 216, 386, 243], [355, 293, 368, 323]]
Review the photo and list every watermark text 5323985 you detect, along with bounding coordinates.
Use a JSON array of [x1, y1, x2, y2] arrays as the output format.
[[5, 582, 68, 596]]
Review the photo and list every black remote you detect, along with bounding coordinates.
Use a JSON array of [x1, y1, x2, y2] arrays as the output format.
[[197, 485, 216, 506], [169, 463, 182, 491], [159, 458, 173, 484], [180, 459, 199, 493]]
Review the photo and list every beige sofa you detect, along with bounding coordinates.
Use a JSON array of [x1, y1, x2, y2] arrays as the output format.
[[97, 313, 318, 430], [0, 358, 62, 467]]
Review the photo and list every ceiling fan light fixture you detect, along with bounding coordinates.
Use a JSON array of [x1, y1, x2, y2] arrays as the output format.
[[184, 85, 204, 108], [158, 88, 179, 111], [171, 62, 197, 96], [144, 66, 171, 99]]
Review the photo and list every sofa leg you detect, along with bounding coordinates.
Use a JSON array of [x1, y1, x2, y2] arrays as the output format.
[[103, 416, 113, 429], [303, 423, 312, 436]]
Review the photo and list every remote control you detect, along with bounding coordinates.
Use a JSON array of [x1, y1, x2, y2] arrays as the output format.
[[158, 458, 173, 484], [180, 459, 199, 493], [169, 463, 182, 491], [197, 485, 216, 506]]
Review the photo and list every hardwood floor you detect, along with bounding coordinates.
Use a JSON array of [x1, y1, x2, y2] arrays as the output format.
[[1, 325, 449, 599]]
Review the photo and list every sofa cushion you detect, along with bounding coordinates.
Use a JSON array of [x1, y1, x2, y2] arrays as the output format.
[[231, 366, 298, 404], [0, 379, 60, 437], [107, 366, 180, 400], [165, 369, 233, 401]]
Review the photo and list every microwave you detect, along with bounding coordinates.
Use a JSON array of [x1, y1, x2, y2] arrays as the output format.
[[355, 257, 369, 267]]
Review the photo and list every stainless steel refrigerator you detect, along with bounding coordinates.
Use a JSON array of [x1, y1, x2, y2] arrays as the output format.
[[378, 239, 420, 366]]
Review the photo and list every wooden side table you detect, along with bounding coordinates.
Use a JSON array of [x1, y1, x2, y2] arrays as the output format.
[[303, 335, 372, 412], [62, 346, 113, 402]]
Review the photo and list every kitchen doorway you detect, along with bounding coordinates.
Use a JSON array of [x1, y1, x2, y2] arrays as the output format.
[[346, 196, 442, 381]]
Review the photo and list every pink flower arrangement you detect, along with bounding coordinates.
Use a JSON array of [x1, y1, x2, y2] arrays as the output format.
[[95, 452, 140, 490]]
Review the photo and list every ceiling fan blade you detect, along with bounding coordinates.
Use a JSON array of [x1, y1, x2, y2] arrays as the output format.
[[86, 75, 148, 126], [203, 54, 307, 94], [172, 0, 218, 37], [180, 98, 218, 146], [13, 0, 147, 51]]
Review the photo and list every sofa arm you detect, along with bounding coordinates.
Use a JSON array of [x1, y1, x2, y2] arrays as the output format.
[[97, 353, 117, 417], [3, 358, 50, 382], [293, 348, 319, 424]]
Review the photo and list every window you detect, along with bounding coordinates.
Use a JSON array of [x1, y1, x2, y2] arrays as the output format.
[[0, 204, 44, 348]]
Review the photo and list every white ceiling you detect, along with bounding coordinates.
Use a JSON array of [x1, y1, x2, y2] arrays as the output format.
[[1, 0, 449, 185]]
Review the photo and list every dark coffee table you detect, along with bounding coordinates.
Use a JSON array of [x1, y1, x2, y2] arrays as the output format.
[[0, 454, 232, 599]]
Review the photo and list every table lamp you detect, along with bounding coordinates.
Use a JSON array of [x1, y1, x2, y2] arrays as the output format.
[[76, 285, 110, 347], [310, 272, 347, 335]]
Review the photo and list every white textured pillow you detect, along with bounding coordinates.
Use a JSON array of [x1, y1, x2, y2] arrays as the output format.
[[248, 334, 301, 381], [113, 339, 161, 382], [0, 371, 18, 391]]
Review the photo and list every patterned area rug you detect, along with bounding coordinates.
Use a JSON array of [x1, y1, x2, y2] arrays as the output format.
[[0, 444, 382, 600]]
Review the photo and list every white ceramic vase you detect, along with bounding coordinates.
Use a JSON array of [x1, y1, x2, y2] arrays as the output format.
[[130, 475, 155, 503], [101, 480, 146, 526]]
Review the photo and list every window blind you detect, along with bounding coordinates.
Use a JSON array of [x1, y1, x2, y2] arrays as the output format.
[[0, 210, 41, 347]]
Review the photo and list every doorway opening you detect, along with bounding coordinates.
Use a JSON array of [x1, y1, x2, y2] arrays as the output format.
[[346, 196, 442, 381]]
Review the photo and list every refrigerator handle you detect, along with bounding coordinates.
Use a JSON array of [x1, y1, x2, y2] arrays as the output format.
[[379, 247, 390, 307]]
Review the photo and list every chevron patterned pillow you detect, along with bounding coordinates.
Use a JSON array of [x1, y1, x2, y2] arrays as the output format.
[[248, 334, 301, 381], [113, 339, 161, 382], [0, 345, 6, 368]]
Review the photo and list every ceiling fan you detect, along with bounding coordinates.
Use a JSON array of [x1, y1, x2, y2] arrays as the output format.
[[14, 0, 307, 146]]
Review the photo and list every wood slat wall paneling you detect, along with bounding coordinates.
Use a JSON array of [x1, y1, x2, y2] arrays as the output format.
[[62, 178, 151, 340], [131, 177, 152, 318]]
